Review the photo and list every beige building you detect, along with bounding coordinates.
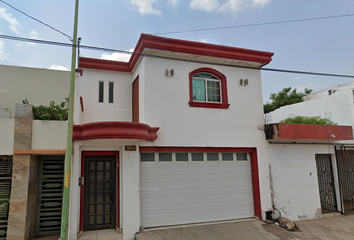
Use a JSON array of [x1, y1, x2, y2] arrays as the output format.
[[0, 64, 70, 118]]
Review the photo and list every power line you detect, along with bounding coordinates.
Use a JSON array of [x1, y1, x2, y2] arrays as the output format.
[[1, 34, 354, 79], [0, 0, 72, 41], [152, 13, 354, 35]]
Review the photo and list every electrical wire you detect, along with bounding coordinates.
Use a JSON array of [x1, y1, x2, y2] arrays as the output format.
[[152, 13, 354, 35], [0, 0, 72, 41], [1, 34, 354, 79]]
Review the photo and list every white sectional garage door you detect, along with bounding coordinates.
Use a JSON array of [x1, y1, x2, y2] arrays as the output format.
[[140, 152, 254, 228]]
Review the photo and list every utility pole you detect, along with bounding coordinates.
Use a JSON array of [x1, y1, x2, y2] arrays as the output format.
[[60, 0, 79, 239]]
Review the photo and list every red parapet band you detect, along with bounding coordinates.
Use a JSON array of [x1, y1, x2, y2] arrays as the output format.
[[73, 121, 159, 141]]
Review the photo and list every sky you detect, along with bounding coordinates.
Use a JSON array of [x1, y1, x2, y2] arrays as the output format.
[[0, 0, 353, 103]]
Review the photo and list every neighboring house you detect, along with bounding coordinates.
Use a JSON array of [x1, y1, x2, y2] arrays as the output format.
[[69, 33, 274, 240], [265, 85, 354, 221], [0, 65, 71, 240], [0, 64, 70, 119]]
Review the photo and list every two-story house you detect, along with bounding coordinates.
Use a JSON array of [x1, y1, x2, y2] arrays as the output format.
[[68, 33, 274, 240]]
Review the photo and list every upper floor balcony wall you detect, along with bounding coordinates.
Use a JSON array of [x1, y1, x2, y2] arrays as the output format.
[[74, 69, 132, 125]]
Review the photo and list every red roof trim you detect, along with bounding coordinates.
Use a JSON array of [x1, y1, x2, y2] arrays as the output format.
[[79, 33, 274, 72], [73, 121, 159, 141]]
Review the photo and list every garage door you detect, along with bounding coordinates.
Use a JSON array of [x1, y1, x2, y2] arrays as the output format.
[[140, 152, 254, 228]]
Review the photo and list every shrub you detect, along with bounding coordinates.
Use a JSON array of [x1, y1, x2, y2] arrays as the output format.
[[22, 98, 69, 120], [280, 116, 337, 125]]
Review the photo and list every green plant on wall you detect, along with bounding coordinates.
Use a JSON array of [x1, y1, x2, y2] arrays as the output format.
[[22, 98, 69, 120], [280, 116, 337, 125]]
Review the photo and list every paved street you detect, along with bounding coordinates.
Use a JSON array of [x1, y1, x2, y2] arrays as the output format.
[[33, 214, 354, 240], [136, 214, 354, 240]]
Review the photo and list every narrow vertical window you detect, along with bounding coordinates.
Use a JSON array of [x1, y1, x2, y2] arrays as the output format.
[[109, 82, 114, 103], [99, 81, 104, 103]]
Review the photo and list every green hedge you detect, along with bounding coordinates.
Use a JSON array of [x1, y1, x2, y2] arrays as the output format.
[[280, 116, 337, 125]]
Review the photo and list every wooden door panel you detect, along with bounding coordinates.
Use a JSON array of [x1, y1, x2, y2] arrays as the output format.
[[133, 77, 139, 122]]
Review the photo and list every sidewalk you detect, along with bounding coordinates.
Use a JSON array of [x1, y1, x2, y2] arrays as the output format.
[[135, 214, 354, 240]]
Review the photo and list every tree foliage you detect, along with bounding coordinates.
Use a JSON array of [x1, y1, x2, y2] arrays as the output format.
[[22, 98, 69, 120], [280, 116, 337, 125], [264, 87, 313, 113]]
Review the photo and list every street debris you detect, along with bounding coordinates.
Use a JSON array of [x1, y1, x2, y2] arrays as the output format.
[[275, 217, 299, 231]]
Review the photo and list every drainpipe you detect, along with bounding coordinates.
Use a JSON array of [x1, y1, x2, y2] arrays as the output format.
[[60, 0, 79, 239]]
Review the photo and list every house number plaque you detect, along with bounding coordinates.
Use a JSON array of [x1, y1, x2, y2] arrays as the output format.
[[125, 145, 137, 151]]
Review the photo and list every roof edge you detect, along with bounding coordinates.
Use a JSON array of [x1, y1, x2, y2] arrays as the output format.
[[79, 33, 274, 72]]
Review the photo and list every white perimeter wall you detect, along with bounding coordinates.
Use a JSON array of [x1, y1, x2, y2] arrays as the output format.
[[139, 57, 272, 216], [0, 119, 14, 155], [32, 120, 67, 150], [267, 143, 336, 221], [0, 65, 70, 118], [267, 89, 354, 126], [75, 69, 132, 124], [305, 84, 354, 100]]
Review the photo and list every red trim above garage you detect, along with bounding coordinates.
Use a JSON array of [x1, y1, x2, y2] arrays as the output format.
[[139, 146, 262, 220], [79, 34, 274, 72], [140, 146, 255, 153], [73, 121, 159, 141]]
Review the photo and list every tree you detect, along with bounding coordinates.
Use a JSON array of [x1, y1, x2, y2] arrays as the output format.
[[264, 87, 313, 113]]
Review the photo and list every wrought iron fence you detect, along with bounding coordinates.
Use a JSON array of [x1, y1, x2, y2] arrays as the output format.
[[315, 154, 337, 213], [0, 156, 12, 240], [335, 146, 354, 213]]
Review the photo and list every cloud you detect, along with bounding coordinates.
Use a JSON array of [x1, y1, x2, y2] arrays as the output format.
[[49, 65, 69, 71], [200, 38, 208, 43], [0, 8, 21, 35], [190, 0, 219, 12], [28, 30, 38, 46], [168, 0, 181, 8], [100, 49, 134, 62], [131, 0, 161, 15], [219, 0, 271, 12], [0, 40, 9, 61], [190, 0, 271, 13]]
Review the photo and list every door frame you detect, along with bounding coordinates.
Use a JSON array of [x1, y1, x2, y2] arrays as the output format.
[[80, 151, 120, 231]]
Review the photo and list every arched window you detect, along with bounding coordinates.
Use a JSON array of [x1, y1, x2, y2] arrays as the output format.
[[189, 68, 229, 109]]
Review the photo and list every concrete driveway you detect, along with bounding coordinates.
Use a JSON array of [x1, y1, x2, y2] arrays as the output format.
[[136, 214, 354, 240]]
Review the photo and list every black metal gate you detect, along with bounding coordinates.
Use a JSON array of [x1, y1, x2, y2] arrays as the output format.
[[35, 156, 65, 237], [335, 146, 354, 213], [0, 156, 12, 240], [315, 154, 337, 213], [84, 156, 116, 231]]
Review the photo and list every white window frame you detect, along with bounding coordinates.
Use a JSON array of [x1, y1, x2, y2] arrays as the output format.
[[192, 74, 222, 103]]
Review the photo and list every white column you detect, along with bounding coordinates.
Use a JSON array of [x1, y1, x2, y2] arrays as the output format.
[[122, 147, 140, 240]]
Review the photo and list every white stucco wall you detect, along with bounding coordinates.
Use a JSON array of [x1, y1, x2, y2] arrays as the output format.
[[0, 65, 70, 119], [0, 119, 14, 155], [305, 83, 354, 101], [31, 120, 67, 150], [75, 69, 132, 124], [267, 143, 337, 221], [267, 89, 354, 126]]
